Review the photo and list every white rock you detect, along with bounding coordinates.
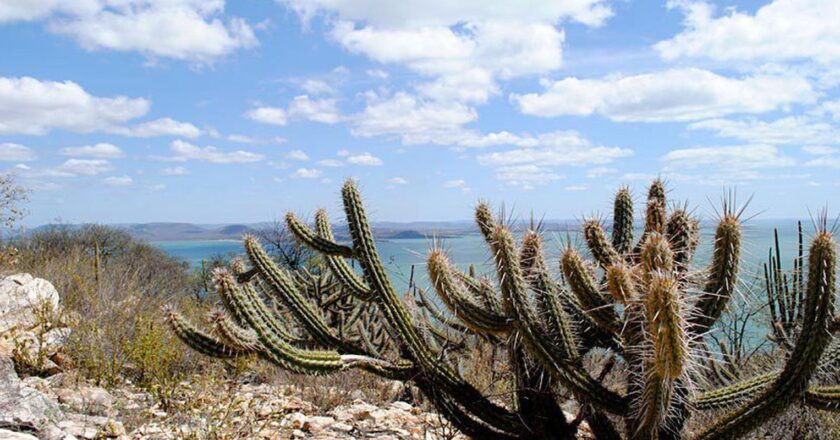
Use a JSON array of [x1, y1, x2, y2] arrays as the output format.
[[0, 274, 60, 334], [0, 429, 39, 440]]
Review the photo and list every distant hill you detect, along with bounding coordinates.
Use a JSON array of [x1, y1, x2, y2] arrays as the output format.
[[25, 218, 603, 242]]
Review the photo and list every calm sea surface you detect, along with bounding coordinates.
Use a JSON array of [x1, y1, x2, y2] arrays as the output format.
[[152, 219, 821, 288]]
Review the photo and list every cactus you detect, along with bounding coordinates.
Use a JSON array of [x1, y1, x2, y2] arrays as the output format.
[[166, 178, 839, 439]]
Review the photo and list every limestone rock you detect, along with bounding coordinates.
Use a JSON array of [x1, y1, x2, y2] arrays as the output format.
[[0, 274, 60, 334]]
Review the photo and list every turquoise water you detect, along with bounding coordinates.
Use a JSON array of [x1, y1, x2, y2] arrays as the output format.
[[152, 219, 815, 289]]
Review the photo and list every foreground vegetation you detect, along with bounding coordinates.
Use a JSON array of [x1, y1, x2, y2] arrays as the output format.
[[167, 179, 840, 439]]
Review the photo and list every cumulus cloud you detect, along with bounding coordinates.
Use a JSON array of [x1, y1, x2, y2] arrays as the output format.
[[661, 144, 795, 171], [0, 143, 37, 161], [161, 140, 264, 163], [0, 76, 149, 135], [52, 159, 114, 177], [285, 150, 310, 161], [291, 167, 323, 178], [655, 0, 840, 65], [61, 143, 124, 158], [161, 166, 190, 176], [113, 117, 203, 138], [4, 1, 258, 63], [246, 107, 287, 126], [346, 152, 383, 166], [249, 95, 341, 126], [386, 177, 407, 185], [351, 91, 477, 144], [511, 68, 815, 122], [103, 175, 134, 186], [442, 179, 470, 192], [287, 95, 341, 123], [688, 116, 840, 145]]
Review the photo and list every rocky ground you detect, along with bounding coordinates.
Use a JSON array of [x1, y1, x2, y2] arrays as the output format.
[[0, 273, 469, 440]]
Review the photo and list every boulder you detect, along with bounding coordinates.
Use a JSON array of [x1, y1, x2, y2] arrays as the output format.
[[0, 356, 64, 434], [0, 430, 39, 440], [0, 274, 60, 334], [55, 386, 114, 417]]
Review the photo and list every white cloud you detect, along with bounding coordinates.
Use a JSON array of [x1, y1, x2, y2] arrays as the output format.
[[688, 116, 840, 145], [283, 0, 613, 28], [346, 152, 383, 166], [317, 159, 344, 167], [366, 69, 389, 79], [820, 99, 840, 121], [114, 117, 202, 138], [337, 149, 350, 157], [352, 91, 477, 144], [291, 167, 323, 178], [565, 185, 588, 191], [442, 179, 470, 192], [285, 149, 310, 161], [61, 143, 124, 158], [661, 144, 795, 170], [287, 95, 341, 123], [103, 175, 134, 186], [476, 131, 632, 167], [161, 166, 190, 176], [163, 139, 264, 163], [803, 145, 840, 169], [0, 76, 149, 135], [586, 166, 616, 178], [246, 107, 287, 126], [301, 79, 335, 95], [226, 134, 259, 144], [656, 0, 840, 65], [52, 159, 114, 176], [41, 1, 257, 64], [495, 165, 563, 188], [386, 177, 407, 185], [511, 68, 815, 122], [0, 143, 36, 161]]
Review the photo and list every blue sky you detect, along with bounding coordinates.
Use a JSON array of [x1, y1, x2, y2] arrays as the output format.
[[1, 0, 839, 226]]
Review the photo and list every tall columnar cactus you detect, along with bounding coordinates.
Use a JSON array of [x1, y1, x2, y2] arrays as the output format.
[[166, 179, 839, 439]]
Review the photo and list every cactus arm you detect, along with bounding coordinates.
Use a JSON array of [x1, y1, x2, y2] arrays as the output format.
[[520, 230, 579, 360], [454, 270, 505, 314], [666, 209, 695, 270], [413, 285, 487, 337], [583, 219, 620, 269], [804, 386, 840, 412], [612, 186, 634, 255], [285, 212, 355, 258], [561, 247, 621, 335], [694, 232, 836, 440], [693, 372, 778, 410], [427, 251, 512, 334], [163, 306, 252, 359], [691, 215, 741, 335], [314, 209, 374, 300], [634, 274, 688, 439], [208, 309, 261, 352], [245, 235, 369, 355], [632, 179, 668, 257], [491, 225, 628, 415], [341, 180, 528, 433]]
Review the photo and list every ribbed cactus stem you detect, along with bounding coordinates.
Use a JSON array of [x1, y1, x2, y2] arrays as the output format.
[[693, 215, 741, 334], [584, 219, 620, 269], [612, 187, 634, 254], [606, 264, 636, 304], [645, 179, 667, 235], [475, 202, 496, 242], [666, 209, 694, 269], [696, 231, 836, 440], [561, 247, 621, 334], [427, 250, 512, 334], [640, 233, 674, 277], [634, 273, 686, 440], [209, 309, 260, 352], [314, 209, 373, 300], [285, 212, 355, 258], [341, 180, 526, 433], [163, 305, 250, 359]]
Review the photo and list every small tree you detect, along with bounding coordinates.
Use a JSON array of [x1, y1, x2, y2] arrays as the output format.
[[0, 173, 28, 231]]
